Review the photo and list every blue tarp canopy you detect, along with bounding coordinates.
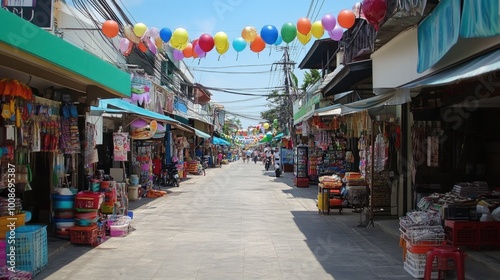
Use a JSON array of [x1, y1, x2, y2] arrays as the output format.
[[194, 129, 211, 139], [273, 133, 284, 141], [213, 136, 230, 146], [99, 99, 179, 124]]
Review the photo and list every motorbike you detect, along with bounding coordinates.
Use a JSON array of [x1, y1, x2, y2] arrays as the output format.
[[274, 162, 281, 177], [164, 163, 180, 187], [265, 157, 271, 171]]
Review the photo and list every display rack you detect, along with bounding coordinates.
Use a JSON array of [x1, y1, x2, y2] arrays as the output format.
[[294, 145, 309, 187]]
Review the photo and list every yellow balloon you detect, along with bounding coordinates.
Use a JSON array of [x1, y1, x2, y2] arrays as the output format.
[[263, 123, 270, 129], [297, 32, 312, 45], [311, 21, 324, 39], [216, 42, 229, 55], [214, 32, 229, 49], [133, 23, 148, 37], [171, 28, 189, 50], [241, 26, 257, 42]]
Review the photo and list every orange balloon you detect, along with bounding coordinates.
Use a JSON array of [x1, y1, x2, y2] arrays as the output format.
[[183, 43, 193, 58], [138, 42, 148, 52], [338, 9, 356, 29], [296, 17, 312, 35], [102, 20, 119, 38], [250, 35, 265, 53]]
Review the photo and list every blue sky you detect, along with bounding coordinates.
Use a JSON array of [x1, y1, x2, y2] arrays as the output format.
[[121, 0, 360, 128]]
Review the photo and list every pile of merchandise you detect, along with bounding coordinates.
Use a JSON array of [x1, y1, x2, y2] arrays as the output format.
[[399, 210, 445, 278], [451, 181, 490, 198]]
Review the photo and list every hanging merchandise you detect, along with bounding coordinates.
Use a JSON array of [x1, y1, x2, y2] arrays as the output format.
[[85, 122, 98, 165], [374, 132, 387, 172]]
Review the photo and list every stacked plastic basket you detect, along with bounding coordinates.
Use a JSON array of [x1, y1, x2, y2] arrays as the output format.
[[69, 191, 104, 246], [7, 225, 48, 278], [399, 211, 445, 278]]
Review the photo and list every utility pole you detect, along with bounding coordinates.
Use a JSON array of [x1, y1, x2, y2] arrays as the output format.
[[272, 46, 296, 145]]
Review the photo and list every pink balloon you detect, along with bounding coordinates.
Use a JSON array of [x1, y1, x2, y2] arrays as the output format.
[[194, 44, 203, 55], [328, 25, 343, 41], [119, 38, 130, 53], [147, 39, 157, 55], [173, 49, 184, 60], [321, 13, 336, 31]]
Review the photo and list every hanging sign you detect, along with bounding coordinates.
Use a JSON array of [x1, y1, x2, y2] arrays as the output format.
[[130, 119, 158, 140], [113, 132, 129, 161], [1, 0, 54, 29]]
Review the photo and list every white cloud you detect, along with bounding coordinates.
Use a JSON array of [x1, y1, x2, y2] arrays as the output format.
[[192, 17, 217, 36]]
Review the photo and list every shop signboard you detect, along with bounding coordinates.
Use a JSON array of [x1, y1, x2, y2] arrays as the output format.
[[130, 73, 153, 106], [113, 132, 130, 161], [2, 0, 54, 29], [281, 148, 294, 165]]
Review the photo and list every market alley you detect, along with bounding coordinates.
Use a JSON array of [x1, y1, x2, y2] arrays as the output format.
[[37, 161, 498, 280]]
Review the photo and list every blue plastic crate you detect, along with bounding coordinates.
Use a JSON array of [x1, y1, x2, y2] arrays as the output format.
[[8, 225, 48, 276]]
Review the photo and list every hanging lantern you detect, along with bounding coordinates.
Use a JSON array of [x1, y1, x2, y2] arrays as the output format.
[[361, 0, 387, 31]]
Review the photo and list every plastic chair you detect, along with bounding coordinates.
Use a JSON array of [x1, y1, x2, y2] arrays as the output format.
[[424, 245, 465, 280]]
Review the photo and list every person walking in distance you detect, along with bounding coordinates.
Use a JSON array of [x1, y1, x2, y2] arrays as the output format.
[[253, 149, 259, 164], [217, 151, 223, 168]]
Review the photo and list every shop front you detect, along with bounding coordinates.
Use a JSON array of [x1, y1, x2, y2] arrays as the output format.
[[0, 9, 132, 277]]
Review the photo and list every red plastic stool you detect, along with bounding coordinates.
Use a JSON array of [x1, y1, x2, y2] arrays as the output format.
[[424, 245, 465, 280]]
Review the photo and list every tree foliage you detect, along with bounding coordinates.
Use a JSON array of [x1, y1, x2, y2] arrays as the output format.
[[301, 69, 320, 91]]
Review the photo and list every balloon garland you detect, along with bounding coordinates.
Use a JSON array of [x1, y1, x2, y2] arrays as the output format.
[[102, 4, 381, 60]]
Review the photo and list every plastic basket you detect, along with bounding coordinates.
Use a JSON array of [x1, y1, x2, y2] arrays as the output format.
[[444, 220, 477, 247], [12, 225, 48, 276], [405, 251, 428, 270], [0, 213, 26, 239], [74, 192, 104, 210], [69, 225, 98, 246]]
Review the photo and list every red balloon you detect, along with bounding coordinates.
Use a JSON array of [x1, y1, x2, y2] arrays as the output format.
[[250, 35, 265, 53], [198, 34, 214, 53], [337, 9, 356, 29], [362, 0, 387, 31], [137, 42, 148, 52]]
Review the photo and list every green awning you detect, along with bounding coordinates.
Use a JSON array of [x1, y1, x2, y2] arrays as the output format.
[[194, 129, 211, 139], [0, 9, 130, 97]]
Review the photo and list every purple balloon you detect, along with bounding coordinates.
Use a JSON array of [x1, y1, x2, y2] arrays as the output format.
[[328, 25, 343, 41], [321, 13, 336, 31], [173, 49, 184, 60], [147, 39, 157, 55]]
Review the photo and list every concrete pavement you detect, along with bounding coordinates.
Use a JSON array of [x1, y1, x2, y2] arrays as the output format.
[[37, 160, 499, 279]]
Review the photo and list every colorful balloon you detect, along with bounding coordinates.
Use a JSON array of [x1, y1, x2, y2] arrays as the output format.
[[232, 37, 247, 52], [118, 37, 130, 53], [260, 25, 278, 45], [159, 27, 172, 42], [149, 27, 160, 38], [194, 45, 206, 58], [311, 21, 324, 39], [216, 43, 229, 55], [362, 0, 387, 31], [199, 33, 215, 52], [263, 123, 270, 129], [241, 26, 257, 42], [133, 23, 148, 37], [154, 36, 163, 49], [137, 41, 148, 52], [173, 49, 184, 60], [213, 32, 229, 49], [321, 14, 336, 31], [273, 35, 282, 46], [102, 20, 119, 38], [352, 2, 364, 18], [297, 32, 312, 45], [183, 43, 193, 58], [124, 25, 140, 44], [297, 17, 312, 35], [281, 22, 297, 44], [328, 25, 343, 41], [337, 9, 356, 29], [170, 28, 189, 50], [250, 35, 265, 53], [147, 39, 157, 54]]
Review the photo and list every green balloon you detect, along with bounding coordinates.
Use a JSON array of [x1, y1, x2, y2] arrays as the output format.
[[281, 22, 297, 43]]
